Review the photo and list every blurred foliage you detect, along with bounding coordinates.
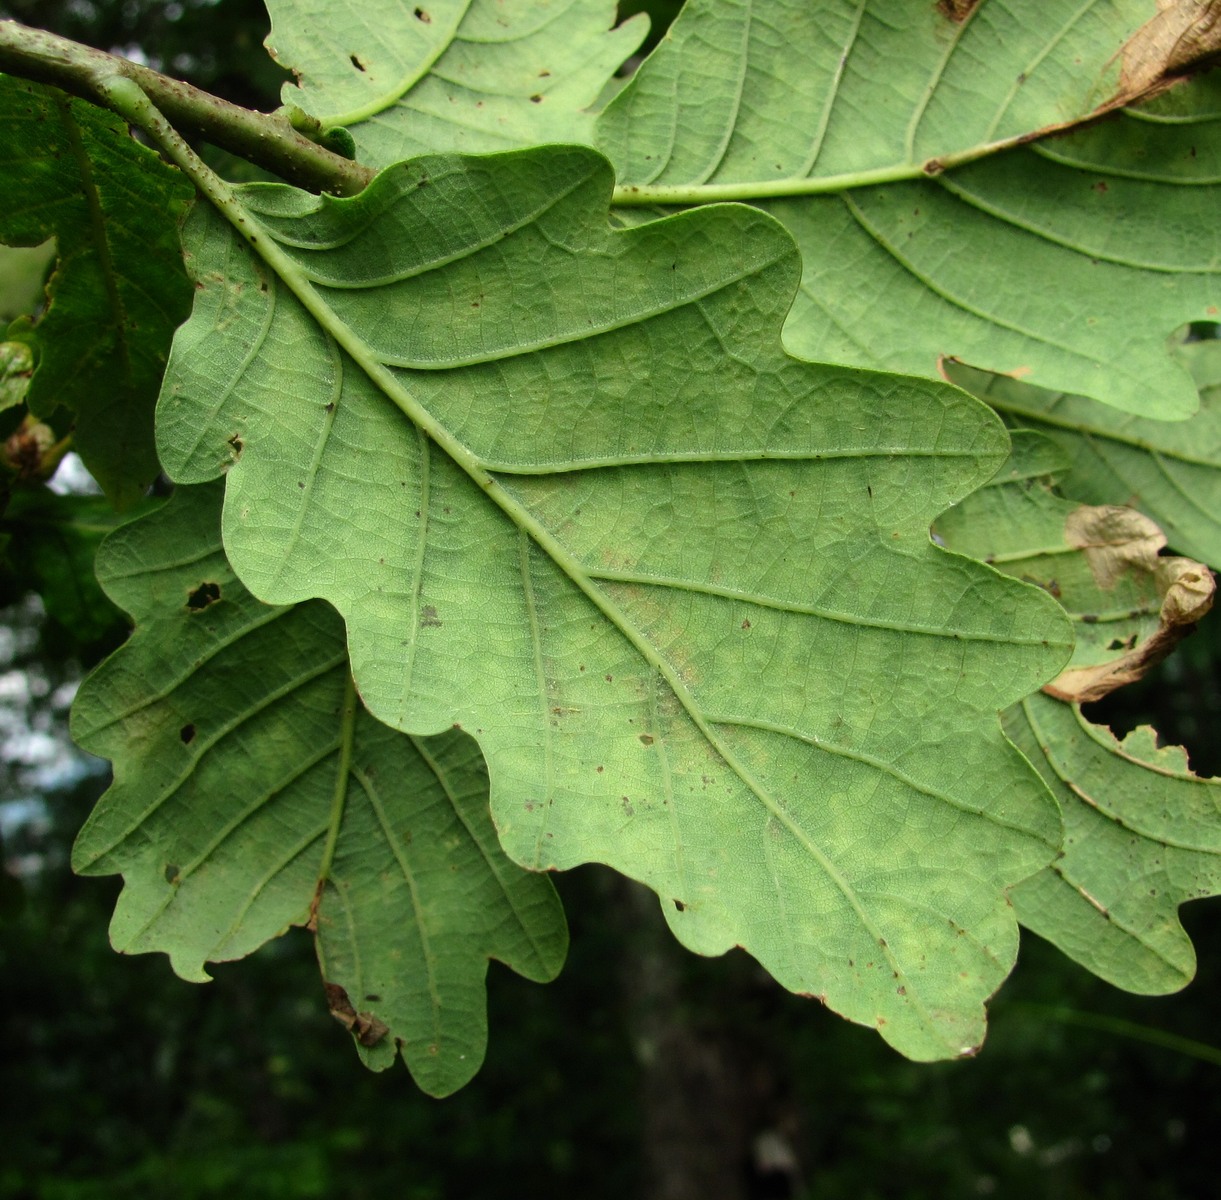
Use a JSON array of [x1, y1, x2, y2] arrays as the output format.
[[0, 0, 289, 109]]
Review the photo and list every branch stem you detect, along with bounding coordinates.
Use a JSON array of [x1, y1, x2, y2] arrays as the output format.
[[0, 19, 374, 195]]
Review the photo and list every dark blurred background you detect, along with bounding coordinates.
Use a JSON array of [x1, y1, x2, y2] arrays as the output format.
[[1, 3, 1219, 1198]]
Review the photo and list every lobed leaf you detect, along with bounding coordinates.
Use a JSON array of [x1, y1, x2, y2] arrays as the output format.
[[156, 143, 1073, 1060], [71, 483, 567, 1096], [596, 0, 1221, 417], [946, 346, 1221, 568], [1005, 693, 1221, 994], [266, 0, 645, 165], [0, 75, 193, 505]]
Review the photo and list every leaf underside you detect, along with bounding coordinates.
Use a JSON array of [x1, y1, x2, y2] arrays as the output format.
[[154, 142, 1073, 1060], [0, 75, 192, 506], [1006, 693, 1221, 995], [596, 0, 1221, 418], [71, 483, 567, 1096], [266, 0, 645, 162], [946, 346, 1221, 569]]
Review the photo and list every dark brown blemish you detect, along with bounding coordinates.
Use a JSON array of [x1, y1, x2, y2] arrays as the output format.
[[936, 0, 979, 21], [420, 604, 442, 628], [164, 863, 180, 884], [187, 581, 221, 611], [672, 899, 686, 912], [324, 981, 389, 1048], [639, 733, 655, 746], [414, 6, 431, 21], [180, 723, 196, 744], [349, 53, 367, 72], [529, 93, 543, 103], [227, 433, 243, 456]]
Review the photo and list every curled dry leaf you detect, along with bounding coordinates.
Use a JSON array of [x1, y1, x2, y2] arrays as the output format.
[[1044, 505, 1215, 703], [1117, 0, 1221, 105]]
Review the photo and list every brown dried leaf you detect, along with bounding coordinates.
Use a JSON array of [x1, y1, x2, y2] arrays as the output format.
[[1044, 505, 1215, 703], [1117, 0, 1221, 104]]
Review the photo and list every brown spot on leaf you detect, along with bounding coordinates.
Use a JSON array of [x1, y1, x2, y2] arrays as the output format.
[[639, 733, 655, 745], [324, 982, 389, 1047], [349, 53, 367, 72], [186, 582, 221, 611], [420, 604, 442, 628], [227, 433, 243, 456], [414, 6, 430, 20], [936, 0, 980, 21], [180, 724, 196, 744]]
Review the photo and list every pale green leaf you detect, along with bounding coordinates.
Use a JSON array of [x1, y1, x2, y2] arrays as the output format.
[[1005, 693, 1221, 994], [945, 347, 1221, 568], [156, 144, 1073, 1060], [0, 76, 193, 505], [71, 483, 567, 1096], [0, 239, 54, 323], [596, 0, 1221, 417], [266, 0, 645, 164]]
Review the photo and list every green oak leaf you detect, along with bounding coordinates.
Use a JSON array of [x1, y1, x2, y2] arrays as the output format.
[[71, 482, 567, 1096], [1004, 692, 1221, 994], [595, 0, 1221, 418], [156, 143, 1072, 1060], [0, 75, 193, 506], [266, 0, 645, 165], [934, 431, 1215, 702], [945, 346, 1221, 569]]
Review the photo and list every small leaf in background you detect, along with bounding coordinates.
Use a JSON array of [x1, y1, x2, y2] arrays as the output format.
[[71, 484, 567, 1096], [596, 0, 1221, 417], [1005, 692, 1221, 995], [155, 143, 1072, 1061], [266, 0, 645, 165], [0, 76, 193, 506], [0, 239, 54, 322], [0, 340, 35, 414], [945, 346, 1221, 569], [934, 431, 1215, 703]]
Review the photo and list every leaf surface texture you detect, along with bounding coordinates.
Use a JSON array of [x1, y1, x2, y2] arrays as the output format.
[[266, 0, 645, 164], [596, 0, 1221, 417], [71, 483, 567, 1096], [1006, 693, 1221, 994], [155, 144, 1073, 1059]]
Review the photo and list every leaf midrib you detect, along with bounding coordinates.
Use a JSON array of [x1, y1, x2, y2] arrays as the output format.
[[196, 164, 944, 1031]]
